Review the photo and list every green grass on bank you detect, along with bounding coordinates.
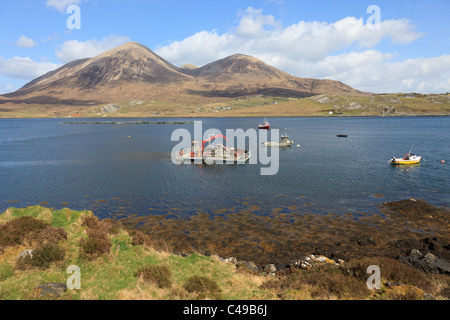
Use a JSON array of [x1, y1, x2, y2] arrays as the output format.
[[0, 206, 275, 300], [0, 206, 448, 300]]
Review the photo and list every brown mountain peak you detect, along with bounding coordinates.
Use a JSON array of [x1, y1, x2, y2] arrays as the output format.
[[2, 41, 367, 106]]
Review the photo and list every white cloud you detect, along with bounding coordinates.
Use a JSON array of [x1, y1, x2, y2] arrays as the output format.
[[0, 57, 59, 80], [156, 9, 421, 66], [15, 35, 38, 48], [154, 7, 449, 93], [46, 0, 81, 13], [285, 51, 450, 93], [55, 35, 131, 63], [155, 31, 233, 68], [235, 7, 280, 37]]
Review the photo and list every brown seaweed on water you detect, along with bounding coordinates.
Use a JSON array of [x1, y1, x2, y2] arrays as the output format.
[[118, 200, 449, 267]]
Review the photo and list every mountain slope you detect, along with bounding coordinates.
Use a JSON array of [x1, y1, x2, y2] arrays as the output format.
[[1, 42, 368, 106], [185, 54, 363, 98]]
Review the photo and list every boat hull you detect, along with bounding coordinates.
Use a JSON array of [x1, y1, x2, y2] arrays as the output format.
[[177, 154, 252, 163], [176, 144, 252, 164], [390, 156, 421, 165], [264, 141, 293, 147], [258, 120, 270, 130]]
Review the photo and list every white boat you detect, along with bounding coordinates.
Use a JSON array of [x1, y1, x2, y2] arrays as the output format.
[[263, 131, 293, 147], [389, 145, 421, 165], [390, 154, 421, 165]]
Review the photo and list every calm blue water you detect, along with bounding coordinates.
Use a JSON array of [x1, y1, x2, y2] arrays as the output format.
[[0, 117, 449, 219]]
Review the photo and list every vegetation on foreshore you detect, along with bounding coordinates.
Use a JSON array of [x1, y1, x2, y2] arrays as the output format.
[[1, 93, 449, 119], [0, 206, 448, 300]]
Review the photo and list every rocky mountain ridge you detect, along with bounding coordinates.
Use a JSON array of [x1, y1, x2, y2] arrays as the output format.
[[1, 42, 368, 106]]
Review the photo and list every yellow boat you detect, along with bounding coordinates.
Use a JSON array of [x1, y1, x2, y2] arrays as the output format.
[[390, 154, 421, 165]]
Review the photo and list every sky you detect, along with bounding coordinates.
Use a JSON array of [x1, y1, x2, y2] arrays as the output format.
[[0, 0, 449, 94]]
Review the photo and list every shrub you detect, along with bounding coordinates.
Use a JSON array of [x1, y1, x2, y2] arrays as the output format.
[[80, 237, 112, 258], [15, 253, 33, 271], [346, 257, 433, 292], [31, 243, 65, 269], [16, 243, 65, 270], [274, 265, 370, 300], [129, 230, 151, 246], [80, 215, 113, 259], [87, 227, 109, 240], [0, 216, 49, 248], [135, 265, 172, 288], [36, 225, 67, 244], [183, 275, 222, 299], [108, 224, 121, 235], [82, 216, 99, 228]]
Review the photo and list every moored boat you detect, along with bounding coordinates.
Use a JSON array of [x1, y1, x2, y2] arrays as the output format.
[[176, 134, 251, 164], [258, 119, 270, 130], [263, 132, 293, 147], [390, 145, 421, 165], [390, 154, 421, 165]]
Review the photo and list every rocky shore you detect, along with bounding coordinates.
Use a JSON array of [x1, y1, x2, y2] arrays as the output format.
[[1, 200, 448, 300], [121, 199, 449, 277]]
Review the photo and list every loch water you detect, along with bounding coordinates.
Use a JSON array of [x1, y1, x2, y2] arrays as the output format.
[[1, 117, 449, 220]]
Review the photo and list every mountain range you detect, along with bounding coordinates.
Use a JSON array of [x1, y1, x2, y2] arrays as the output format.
[[0, 42, 367, 108]]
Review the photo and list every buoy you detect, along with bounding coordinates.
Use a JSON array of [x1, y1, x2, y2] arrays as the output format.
[[442, 160, 446, 164]]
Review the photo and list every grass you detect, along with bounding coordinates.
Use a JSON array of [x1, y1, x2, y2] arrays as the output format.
[[0, 206, 448, 300], [1, 93, 449, 118], [0, 206, 274, 300]]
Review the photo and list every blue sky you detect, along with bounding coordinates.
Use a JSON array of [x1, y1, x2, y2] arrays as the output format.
[[0, 0, 449, 93]]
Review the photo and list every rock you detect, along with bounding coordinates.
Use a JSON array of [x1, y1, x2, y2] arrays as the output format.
[[423, 253, 450, 274], [264, 264, 277, 274], [399, 249, 450, 274], [383, 199, 443, 217], [221, 257, 238, 265], [317, 97, 330, 104], [296, 254, 340, 270], [101, 104, 121, 113], [348, 102, 362, 110], [351, 236, 377, 246], [237, 261, 259, 272], [36, 283, 67, 298], [395, 237, 450, 261], [128, 100, 143, 106], [285, 263, 296, 273], [18, 249, 34, 260], [424, 293, 436, 300], [409, 249, 423, 261]]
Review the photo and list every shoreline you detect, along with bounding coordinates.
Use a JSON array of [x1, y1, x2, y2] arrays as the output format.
[[1, 199, 448, 300], [2, 198, 449, 267], [1, 113, 450, 120], [116, 199, 450, 268], [2, 92, 448, 119]]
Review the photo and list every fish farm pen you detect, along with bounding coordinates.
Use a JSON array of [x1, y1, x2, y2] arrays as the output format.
[[60, 121, 194, 125]]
